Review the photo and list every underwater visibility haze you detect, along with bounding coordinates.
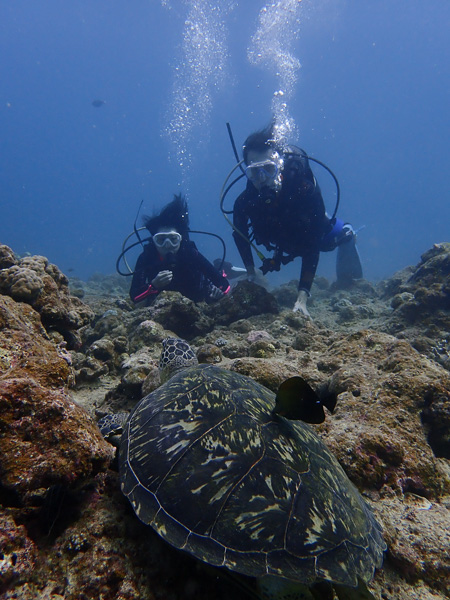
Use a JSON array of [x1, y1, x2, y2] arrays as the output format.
[[1, 0, 449, 285]]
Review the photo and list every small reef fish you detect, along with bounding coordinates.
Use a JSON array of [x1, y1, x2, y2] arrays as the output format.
[[273, 376, 337, 424]]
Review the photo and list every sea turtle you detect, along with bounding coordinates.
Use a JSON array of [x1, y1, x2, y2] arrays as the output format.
[[99, 337, 386, 600]]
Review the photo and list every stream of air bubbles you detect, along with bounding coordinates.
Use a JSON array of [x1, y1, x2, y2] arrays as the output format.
[[163, 0, 303, 168]]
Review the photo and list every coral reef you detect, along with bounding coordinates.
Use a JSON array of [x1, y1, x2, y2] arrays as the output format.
[[0, 243, 449, 599], [0, 293, 114, 508], [0, 245, 93, 347], [379, 242, 450, 365]]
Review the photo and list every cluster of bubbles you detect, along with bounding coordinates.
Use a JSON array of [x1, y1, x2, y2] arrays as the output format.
[[248, 0, 303, 147], [163, 0, 303, 168], [163, 0, 233, 171]]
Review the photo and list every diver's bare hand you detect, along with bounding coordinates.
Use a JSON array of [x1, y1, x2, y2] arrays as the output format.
[[293, 290, 311, 318], [208, 285, 224, 302], [151, 270, 173, 289]]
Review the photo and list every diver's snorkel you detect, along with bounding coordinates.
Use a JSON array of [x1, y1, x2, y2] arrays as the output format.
[[226, 122, 245, 176], [133, 199, 145, 247], [221, 123, 268, 265]]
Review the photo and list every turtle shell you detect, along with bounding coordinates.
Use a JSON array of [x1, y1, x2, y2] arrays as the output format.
[[120, 364, 385, 587]]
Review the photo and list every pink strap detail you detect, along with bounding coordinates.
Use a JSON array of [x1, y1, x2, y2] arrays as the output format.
[[133, 285, 159, 302], [223, 285, 231, 295]]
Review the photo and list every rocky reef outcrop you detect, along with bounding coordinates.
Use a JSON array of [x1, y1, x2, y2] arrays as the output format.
[[0, 292, 114, 508], [380, 242, 450, 370], [0, 242, 449, 600], [0, 250, 115, 596], [0, 245, 93, 347]]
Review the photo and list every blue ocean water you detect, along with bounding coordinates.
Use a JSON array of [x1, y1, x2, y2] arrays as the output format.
[[1, 1, 449, 286]]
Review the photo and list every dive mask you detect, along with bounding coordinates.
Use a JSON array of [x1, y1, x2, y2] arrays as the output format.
[[153, 231, 182, 253], [245, 160, 279, 184]]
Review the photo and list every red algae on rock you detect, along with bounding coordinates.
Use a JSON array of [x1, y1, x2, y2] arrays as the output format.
[[0, 377, 114, 504], [0, 269, 114, 507]]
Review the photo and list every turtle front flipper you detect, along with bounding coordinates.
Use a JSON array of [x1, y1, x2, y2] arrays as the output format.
[[258, 577, 377, 600], [257, 575, 319, 599], [98, 412, 129, 447], [334, 580, 378, 600]]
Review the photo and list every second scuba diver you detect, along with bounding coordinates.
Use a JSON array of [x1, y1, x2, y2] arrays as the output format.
[[232, 122, 363, 317], [130, 195, 230, 304]]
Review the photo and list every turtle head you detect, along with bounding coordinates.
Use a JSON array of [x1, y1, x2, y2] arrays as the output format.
[[159, 337, 199, 383]]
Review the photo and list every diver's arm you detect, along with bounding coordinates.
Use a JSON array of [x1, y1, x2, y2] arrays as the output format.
[[298, 250, 320, 294], [129, 247, 161, 302], [293, 250, 320, 316]]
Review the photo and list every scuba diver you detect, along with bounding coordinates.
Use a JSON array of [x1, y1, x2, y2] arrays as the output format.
[[130, 195, 230, 304], [231, 122, 363, 317]]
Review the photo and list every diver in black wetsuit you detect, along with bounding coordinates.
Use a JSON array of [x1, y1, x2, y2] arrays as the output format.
[[130, 195, 230, 304], [232, 123, 362, 316]]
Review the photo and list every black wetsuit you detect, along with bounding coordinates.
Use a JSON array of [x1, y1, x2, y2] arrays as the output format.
[[130, 240, 229, 303], [233, 147, 331, 293]]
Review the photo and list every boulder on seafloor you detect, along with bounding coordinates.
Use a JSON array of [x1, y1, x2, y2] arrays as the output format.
[[373, 244, 450, 371], [128, 318, 167, 352], [0, 378, 114, 505], [0, 513, 37, 589], [206, 280, 279, 325], [229, 357, 300, 392], [409, 243, 450, 287], [376, 495, 450, 593], [120, 348, 158, 392], [0, 294, 114, 505], [196, 343, 223, 364], [0, 295, 72, 388], [0, 245, 94, 345], [316, 330, 450, 497], [147, 291, 215, 339], [0, 245, 16, 270], [381, 242, 450, 324]]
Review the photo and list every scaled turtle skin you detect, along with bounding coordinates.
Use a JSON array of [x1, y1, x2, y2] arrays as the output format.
[[119, 362, 385, 589]]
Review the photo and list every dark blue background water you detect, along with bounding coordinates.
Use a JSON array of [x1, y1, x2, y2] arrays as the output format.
[[1, 1, 449, 287]]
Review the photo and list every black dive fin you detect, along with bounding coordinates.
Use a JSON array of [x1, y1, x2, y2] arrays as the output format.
[[336, 237, 363, 285]]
